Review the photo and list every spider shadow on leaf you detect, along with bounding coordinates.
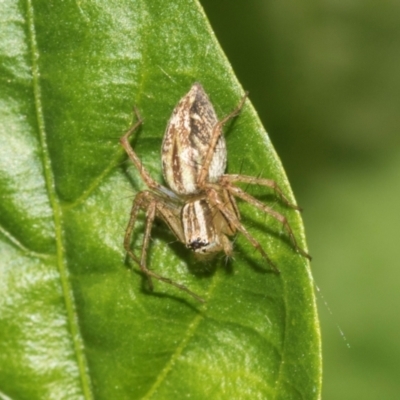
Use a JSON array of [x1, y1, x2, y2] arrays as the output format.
[[123, 215, 220, 301], [131, 266, 203, 311], [150, 219, 220, 279]]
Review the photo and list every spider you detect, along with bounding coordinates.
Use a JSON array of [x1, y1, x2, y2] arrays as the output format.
[[120, 83, 310, 302]]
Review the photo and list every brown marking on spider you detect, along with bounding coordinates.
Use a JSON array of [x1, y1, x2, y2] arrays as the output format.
[[120, 83, 310, 302]]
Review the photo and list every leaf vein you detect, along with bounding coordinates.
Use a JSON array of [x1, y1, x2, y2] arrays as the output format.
[[25, 0, 94, 398], [0, 224, 53, 259]]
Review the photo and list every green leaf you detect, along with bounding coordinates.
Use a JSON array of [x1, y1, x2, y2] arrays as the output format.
[[0, 0, 321, 399]]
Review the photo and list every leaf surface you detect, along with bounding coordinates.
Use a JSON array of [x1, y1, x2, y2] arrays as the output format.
[[0, 0, 321, 399]]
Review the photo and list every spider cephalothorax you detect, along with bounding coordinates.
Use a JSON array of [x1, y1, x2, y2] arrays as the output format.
[[120, 83, 310, 302]]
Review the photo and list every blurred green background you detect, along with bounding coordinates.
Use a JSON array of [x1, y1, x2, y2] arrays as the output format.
[[201, 1, 400, 399]]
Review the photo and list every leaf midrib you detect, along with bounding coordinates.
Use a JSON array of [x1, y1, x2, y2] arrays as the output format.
[[26, 1, 93, 398]]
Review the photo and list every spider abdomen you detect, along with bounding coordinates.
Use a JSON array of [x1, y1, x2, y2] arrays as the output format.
[[162, 83, 227, 195]]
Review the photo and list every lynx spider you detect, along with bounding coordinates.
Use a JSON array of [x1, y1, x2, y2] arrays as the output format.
[[121, 83, 310, 302]]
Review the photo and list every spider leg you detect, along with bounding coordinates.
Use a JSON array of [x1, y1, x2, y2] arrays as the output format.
[[120, 107, 170, 194], [207, 188, 279, 273], [123, 191, 153, 288], [123, 191, 147, 262], [124, 191, 205, 303], [198, 92, 248, 186], [142, 201, 205, 303], [223, 184, 312, 261], [221, 174, 301, 210]]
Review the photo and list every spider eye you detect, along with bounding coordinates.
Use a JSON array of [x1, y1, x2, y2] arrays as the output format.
[[188, 238, 208, 251]]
